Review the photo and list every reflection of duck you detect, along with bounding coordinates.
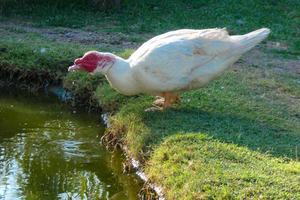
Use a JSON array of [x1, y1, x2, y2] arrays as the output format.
[[69, 28, 270, 109]]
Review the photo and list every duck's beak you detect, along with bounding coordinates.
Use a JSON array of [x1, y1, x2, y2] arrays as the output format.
[[68, 65, 82, 72]]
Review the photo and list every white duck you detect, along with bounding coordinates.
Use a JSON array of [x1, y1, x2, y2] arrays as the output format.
[[69, 28, 270, 109]]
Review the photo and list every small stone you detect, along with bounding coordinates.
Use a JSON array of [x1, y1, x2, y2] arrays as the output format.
[[236, 19, 245, 25], [40, 48, 46, 54], [65, 33, 72, 38]]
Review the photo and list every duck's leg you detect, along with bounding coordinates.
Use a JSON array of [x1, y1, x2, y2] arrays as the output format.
[[151, 93, 170, 110], [169, 93, 181, 104], [163, 92, 172, 109], [162, 92, 181, 109], [148, 92, 179, 111]]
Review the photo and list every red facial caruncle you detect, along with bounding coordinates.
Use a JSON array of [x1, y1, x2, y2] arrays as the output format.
[[69, 51, 115, 73]]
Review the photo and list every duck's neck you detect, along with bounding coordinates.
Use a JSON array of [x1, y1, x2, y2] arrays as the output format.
[[105, 56, 140, 95]]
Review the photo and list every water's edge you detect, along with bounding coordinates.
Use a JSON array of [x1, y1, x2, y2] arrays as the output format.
[[50, 86, 165, 199], [1, 84, 163, 200], [0, 88, 143, 199], [101, 113, 165, 200]]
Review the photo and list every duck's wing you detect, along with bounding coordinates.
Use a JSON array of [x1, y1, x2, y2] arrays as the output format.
[[128, 28, 236, 92], [128, 28, 231, 63]]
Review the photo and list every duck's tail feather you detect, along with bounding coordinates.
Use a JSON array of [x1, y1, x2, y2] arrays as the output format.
[[230, 28, 270, 54]]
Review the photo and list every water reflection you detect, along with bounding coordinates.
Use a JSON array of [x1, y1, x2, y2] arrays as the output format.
[[0, 92, 141, 200]]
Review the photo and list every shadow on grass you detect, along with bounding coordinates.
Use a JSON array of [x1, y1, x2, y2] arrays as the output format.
[[140, 107, 299, 160]]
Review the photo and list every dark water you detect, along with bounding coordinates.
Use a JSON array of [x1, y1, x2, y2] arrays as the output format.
[[0, 91, 142, 200]]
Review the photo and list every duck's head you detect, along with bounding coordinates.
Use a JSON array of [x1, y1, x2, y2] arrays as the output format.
[[68, 51, 115, 74]]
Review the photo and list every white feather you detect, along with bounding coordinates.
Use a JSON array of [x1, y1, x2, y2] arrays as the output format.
[[104, 28, 270, 95]]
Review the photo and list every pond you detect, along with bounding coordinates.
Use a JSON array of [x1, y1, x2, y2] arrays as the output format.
[[0, 90, 142, 200]]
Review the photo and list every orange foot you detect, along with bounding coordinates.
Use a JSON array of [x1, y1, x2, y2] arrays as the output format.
[[152, 92, 180, 110]]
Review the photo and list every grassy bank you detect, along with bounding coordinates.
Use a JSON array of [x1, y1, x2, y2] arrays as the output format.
[[1, 0, 300, 199], [105, 66, 300, 199]]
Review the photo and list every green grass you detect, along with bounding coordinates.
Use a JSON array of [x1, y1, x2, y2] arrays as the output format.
[[109, 69, 300, 157], [1, 0, 300, 53], [1, 0, 300, 199], [0, 27, 131, 92], [0, 30, 98, 71], [104, 66, 300, 157], [102, 67, 300, 199], [147, 134, 300, 199]]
